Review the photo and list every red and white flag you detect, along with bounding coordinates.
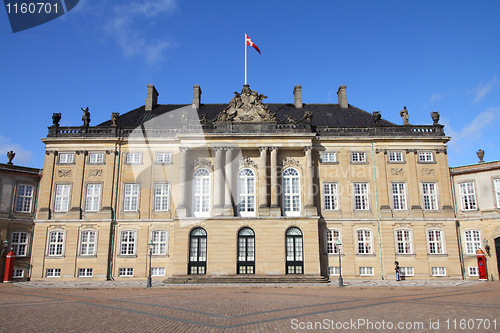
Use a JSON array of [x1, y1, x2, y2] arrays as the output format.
[[245, 33, 261, 54]]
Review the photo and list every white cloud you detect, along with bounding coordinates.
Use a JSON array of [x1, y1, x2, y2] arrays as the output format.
[[471, 76, 497, 104], [447, 107, 500, 150], [0, 135, 34, 165]]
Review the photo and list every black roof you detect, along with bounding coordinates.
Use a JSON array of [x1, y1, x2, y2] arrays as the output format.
[[98, 103, 395, 128]]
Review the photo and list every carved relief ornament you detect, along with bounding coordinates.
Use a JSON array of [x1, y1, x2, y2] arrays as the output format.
[[194, 158, 213, 170], [239, 156, 258, 169], [216, 85, 276, 123], [58, 169, 72, 177], [282, 157, 300, 168]]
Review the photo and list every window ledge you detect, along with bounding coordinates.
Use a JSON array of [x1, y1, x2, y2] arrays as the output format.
[[395, 253, 416, 256], [117, 255, 138, 258], [356, 253, 376, 256], [428, 253, 448, 257], [321, 162, 339, 165]]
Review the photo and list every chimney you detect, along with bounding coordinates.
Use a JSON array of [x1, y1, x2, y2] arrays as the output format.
[[293, 85, 303, 108], [192, 85, 202, 109], [145, 84, 159, 111], [337, 85, 348, 109]]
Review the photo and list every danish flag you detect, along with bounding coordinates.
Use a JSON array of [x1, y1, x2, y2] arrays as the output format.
[[245, 34, 261, 54]]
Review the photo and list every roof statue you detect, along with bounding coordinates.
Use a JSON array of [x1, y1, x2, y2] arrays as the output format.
[[217, 85, 276, 122]]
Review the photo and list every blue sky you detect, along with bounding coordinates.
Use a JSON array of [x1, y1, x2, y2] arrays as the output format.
[[1, 0, 499, 168]]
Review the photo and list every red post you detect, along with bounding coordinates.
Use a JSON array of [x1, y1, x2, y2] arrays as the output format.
[[3, 250, 15, 283], [476, 248, 487, 281]]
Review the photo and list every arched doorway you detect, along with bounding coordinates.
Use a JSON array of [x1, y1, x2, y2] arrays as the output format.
[[188, 228, 207, 275], [285, 227, 304, 274], [237, 227, 255, 274]]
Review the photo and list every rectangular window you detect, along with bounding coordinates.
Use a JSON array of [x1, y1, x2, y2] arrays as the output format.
[[459, 182, 477, 211], [152, 267, 166, 276], [80, 230, 97, 256], [120, 231, 136, 255], [428, 229, 444, 254], [418, 152, 434, 162], [119, 268, 134, 277], [357, 229, 372, 254], [156, 153, 172, 164], [15, 184, 34, 212], [11, 232, 28, 257], [468, 267, 479, 276], [392, 183, 407, 210], [78, 268, 93, 277], [432, 267, 446, 276], [328, 266, 340, 276], [388, 151, 404, 162], [323, 183, 339, 210], [396, 229, 412, 254], [47, 231, 65, 256], [88, 153, 104, 164], [151, 230, 168, 255], [354, 183, 369, 210], [321, 152, 337, 163], [464, 230, 481, 255], [54, 184, 71, 212], [154, 183, 170, 211], [359, 267, 374, 276], [46, 268, 61, 277], [400, 267, 414, 277], [58, 153, 74, 164], [13, 269, 24, 278], [351, 152, 366, 163], [494, 179, 500, 208], [123, 184, 139, 212], [85, 184, 101, 212], [325, 229, 341, 254], [126, 153, 142, 164], [422, 183, 438, 210]]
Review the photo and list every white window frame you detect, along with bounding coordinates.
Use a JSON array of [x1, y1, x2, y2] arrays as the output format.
[[125, 153, 142, 164], [151, 230, 168, 256], [79, 230, 97, 256], [432, 267, 446, 276], [46, 268, 61, 277], [468, 267, 479, 276], [427, 229, 445, 254], [120, 230, 137, 256], [400, 267, 414, 277], [459, 182, 477, 211], [78, 268, 93, 277], [353, 182, 369, 210], [357, 229, 372, 254], [422, 182, 439, 210], [237, 168, 256, 217], [15, 184, 34, 213], [47, 230, 66, 257], [391, 182, 407, 210], [282, 168, 301, 216], [464, 229, 481, 255], [11, 231, 28, 257], [156, 152, 172, 164], [418, 151, 434, 163], [13, 269, 24, 278], [58, 153, 74, 164], [123, 183, 139, 212], [395, 228, 412, 254], [321, 152, 337, 163], [193, 168, 211, 217], [85, 183, 101, 212], [325, 229, 341, 254], [359, 267, 374, 276], [154, 183, 170, 212], [323, 182, 339, 210], [88, 152, 104, 164], [388, 151, 404, 163], [351, 152, 367, 163], [494, 179, 500, 209], [328, 266, 340, 276], [118, 268, 134, 277], [54, 184, 71, 212], [151, 267, 166, 276]]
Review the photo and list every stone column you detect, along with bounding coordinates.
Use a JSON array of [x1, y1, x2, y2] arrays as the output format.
[[259, 147, 269, 216], [223, 147, 234, 216], [270, 147, 281, 216], [177, 147, 188, 217], [304, 146, 317, 216], [213, 147, 224, 215]]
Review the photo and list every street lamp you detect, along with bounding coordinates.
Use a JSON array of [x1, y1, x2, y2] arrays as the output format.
[[147, 239, 154, 288], [336, 239, 343, 287], [483, 238, 491, 256]]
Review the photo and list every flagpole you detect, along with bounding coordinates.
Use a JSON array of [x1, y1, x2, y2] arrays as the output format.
[[244, 33, 247, 85]]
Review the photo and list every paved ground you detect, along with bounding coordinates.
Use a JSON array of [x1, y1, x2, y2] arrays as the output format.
[[1, 280, 498, 332]]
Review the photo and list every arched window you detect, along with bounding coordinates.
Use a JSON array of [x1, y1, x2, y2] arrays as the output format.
[[237, 168, 256, 216], [79, 229, 97, 256], [286, 227, 303, 274], [395, 228, 412, 254], [193, 168, 211, 217], [47, 230, 66, 256], [189, 228, 207, 274], [464, 229, 481, 255], [237, 227, 255, 274], [356, 229, 372, 254], [325, 229, 341, 254], [283, 168, 301, 216], [151, 230, 168, 255], [427, 228, 444, 254]]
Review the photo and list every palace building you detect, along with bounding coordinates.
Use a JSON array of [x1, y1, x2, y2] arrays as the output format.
[[30, 84, 462, 281]]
